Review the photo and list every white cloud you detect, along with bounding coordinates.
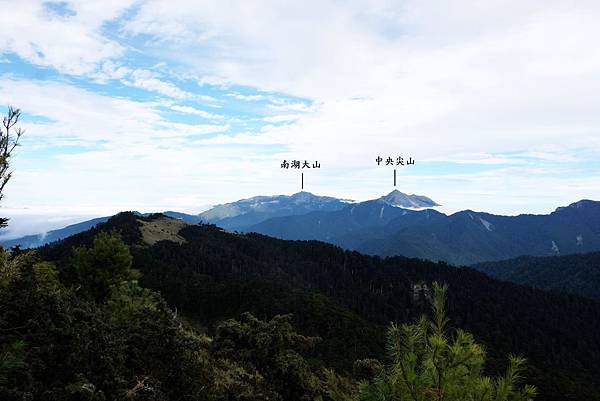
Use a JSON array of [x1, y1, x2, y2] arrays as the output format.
[[267, 99, 315, 113], [3, 0, 600, 219], [263, 114, 301, 123], [0, 77, 162, 143], [0, 77, 228, 144], [169, 105, 225, 120], [120, 0, 600, 213], [198, 75, 231, 87], [0, 2, 198, 102], [121, 0, 600, 159], [159, 121, 229, 137], [122, 68, 192, 99], [0, 78, 257, 217], [226, 93, 265, 101], [0, 0, 134, 75]]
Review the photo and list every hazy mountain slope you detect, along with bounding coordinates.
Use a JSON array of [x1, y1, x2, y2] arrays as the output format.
[[473, 251, 600, 301], [162, 210, 203, 223], [198, 191, 352, 231], [0, 216, 110, 249], [39, 212, 600, 401]]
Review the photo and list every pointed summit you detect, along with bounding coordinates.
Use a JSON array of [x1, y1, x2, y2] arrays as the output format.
[[378, 190, 439, 209]]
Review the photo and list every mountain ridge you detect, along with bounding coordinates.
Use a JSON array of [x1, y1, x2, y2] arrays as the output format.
[[249, 197, 600, 265]]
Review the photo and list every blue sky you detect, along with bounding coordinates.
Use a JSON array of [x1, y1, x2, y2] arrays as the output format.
[[1, 0, 600, 237]]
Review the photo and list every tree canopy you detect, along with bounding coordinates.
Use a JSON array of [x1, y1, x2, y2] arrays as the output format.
[[360, 283, 537, 401]]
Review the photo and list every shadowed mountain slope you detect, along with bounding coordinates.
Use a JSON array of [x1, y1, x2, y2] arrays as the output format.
[[250, 199, 600, 265], [473, 251, 600, 301]]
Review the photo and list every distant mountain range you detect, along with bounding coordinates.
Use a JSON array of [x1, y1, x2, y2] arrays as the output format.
[[1, 190, 436, 249], [249, 198, 600, 265], [5, 192, 600, 267]]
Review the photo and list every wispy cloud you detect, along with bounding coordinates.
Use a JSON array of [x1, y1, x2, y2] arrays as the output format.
[[169, 105, 225, 120], [263, 114, 301, 123], [122, 69, 192, 99], [0, 1, 133, 75], [226, 93, 265, 101]]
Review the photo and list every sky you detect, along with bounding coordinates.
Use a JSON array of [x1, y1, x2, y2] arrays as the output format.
[[1, 0, 600, 237]]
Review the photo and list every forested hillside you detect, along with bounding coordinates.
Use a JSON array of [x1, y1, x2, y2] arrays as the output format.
[[2, 232, 348, 400], [473, 251, 600, 301], [35, 212, 600, 401], [1, 217, 537, 401]]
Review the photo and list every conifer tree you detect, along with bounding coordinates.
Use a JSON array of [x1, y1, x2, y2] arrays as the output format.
[[72, 231, 139, 302], [360, 282, 537, 401]]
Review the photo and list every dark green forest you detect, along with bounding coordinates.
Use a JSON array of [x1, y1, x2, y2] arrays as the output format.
[[2, 212, 594, 400], [473, 252, 600, 301], [2, 218, 537, 401]]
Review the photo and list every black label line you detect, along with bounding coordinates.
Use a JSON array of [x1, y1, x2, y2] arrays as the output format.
[[394, 169, 397, 186]]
